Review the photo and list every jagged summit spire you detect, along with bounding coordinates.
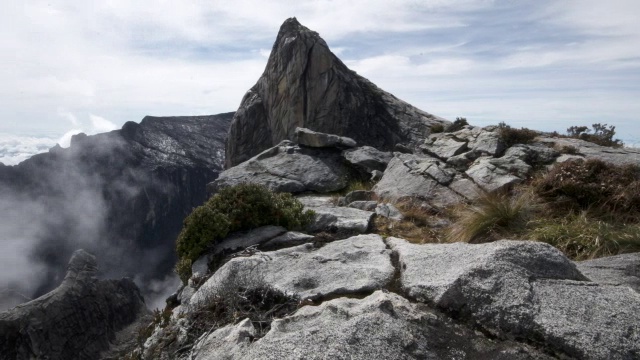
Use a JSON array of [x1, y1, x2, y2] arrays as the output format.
[[225, 18, 448, 168]]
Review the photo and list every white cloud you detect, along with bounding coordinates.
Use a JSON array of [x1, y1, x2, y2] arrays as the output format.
[[89, 114, 117, 133], [0, 134, 57, 165]]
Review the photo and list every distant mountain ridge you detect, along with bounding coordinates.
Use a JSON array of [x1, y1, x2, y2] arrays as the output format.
[[0, 112, 233, 310]]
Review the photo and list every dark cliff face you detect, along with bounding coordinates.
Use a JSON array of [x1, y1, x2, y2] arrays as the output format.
[[225, 18, 448, 167], [0, 113, 233, 308], [0, 250, 148, 360]]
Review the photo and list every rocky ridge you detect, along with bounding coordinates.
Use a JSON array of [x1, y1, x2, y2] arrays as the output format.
[[0, 113, 233, 308]]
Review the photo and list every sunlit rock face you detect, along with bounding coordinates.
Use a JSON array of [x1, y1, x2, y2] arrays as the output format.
[[225, 17, 448, 168]]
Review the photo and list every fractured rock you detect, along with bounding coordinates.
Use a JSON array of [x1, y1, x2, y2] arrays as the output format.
[[295, 127, 357, 148], [373, 154, 463, 209], [299, 196, 374, 234], [192, 291, 553, 360], [209, 141, 350, 194], [189, 235, 394, 310], [465, 154, 531, 192], [387, 238, 640, 360], [342, 146, 393, 173], [577, 253, 640, 292]]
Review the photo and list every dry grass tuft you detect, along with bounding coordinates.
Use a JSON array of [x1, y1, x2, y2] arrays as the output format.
[[446, 191, 536, 243]]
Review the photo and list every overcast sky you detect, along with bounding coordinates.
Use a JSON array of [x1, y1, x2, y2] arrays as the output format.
[[1, 0, 639, 164]]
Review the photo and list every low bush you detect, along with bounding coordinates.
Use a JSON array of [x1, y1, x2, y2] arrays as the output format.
[[533, 159, 640, 216], [175, 184, 314, 282], [430, 123, 445, 133], [446, 191, 535, 243], [497, 122, 539, 148], [445, 117, 469, 133], [566, 123, 623, 148]]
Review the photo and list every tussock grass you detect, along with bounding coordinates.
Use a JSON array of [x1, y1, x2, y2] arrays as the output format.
[[372, 199, 446, 244], [446, 191, 535, 243], [528, 212, 640, 260]]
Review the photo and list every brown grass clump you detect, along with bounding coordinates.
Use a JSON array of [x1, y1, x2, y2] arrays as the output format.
[[372, 200, 446, 244], [446, 191, 536, 243], [533, 158, 640, 218]]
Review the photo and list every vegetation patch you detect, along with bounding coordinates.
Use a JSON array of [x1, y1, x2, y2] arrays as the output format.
[[189, 265, 300, 341], [497, 122, 539, 148], [175, 184, 314, 283], [445, 117, 469, 133], [372, 200, 446, 244], [446, 190, 535, 243], [566, 123, 623, 148]]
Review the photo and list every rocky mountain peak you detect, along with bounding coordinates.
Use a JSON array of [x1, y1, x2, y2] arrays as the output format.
[[225, 18, 448, 167], [65, 249, 98, 281]]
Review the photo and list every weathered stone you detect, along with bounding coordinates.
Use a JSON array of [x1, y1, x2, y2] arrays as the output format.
[[190, 318, 255, 359], [0, 250, 148, 360], [348, 200, 378, 211], [209, 141, 350, 194], [225, 18, 448, 167], [465, 155, 531, 192], [387, 238, 640, 359], [192, 291, 553, 360], [338, 190, 374, 206], [342, 146, 393, 173], [422, 134, 468, 160], [300, 196, 374, 234], [262, 231, 315, 251], [295, 127, 357, 148], [448, 176, 483, 200], [375, 203, 404, 221], [213, 225, 287, 254], [189, 235, 394, 309], [373, 154, 463, 209], [539, 137, 640, 166], [577, 253, 640, 292], [469, 130, 504, 156]]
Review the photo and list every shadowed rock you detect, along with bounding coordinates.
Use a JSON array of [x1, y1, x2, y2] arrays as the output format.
[[0, 250, 148, 360], [225, 17, 448, 167]]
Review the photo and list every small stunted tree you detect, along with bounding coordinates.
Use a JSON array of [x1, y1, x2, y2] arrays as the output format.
[[566, 123, 623, 148]]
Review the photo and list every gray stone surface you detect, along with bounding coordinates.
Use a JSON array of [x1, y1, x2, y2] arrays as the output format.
[[422, 134, 468, 159], [387, 238, 640, 359], [299, 196, 374, 234], [213, 225, 287, 254], [189, 235, 394, 310], [375, 203, 404, 221], [465, 154, 531, 192], [192, 291, 553, 360], [295, 127, 357, 148], [539, 137, 640, 166], [373, 154, 463, 209], [342, 146, 393, 173], [209, 141, 350, 194], [0, 250, 148, 360], [262, 231, 315, 250], [348, 200, 378, 211], [577, 253, 640, 292], [225, 18, 448, 167], [338, 190, 374, 206]]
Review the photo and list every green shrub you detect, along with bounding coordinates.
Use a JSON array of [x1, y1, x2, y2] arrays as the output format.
[[497, 122, 539, 147], [533, 159, 640, 216], [445, 117, 469, 133], [567, 123, 623, 148], [430, 123, 445, 133], [447, 191, 535, 243], [175, 184, 314, 282]]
